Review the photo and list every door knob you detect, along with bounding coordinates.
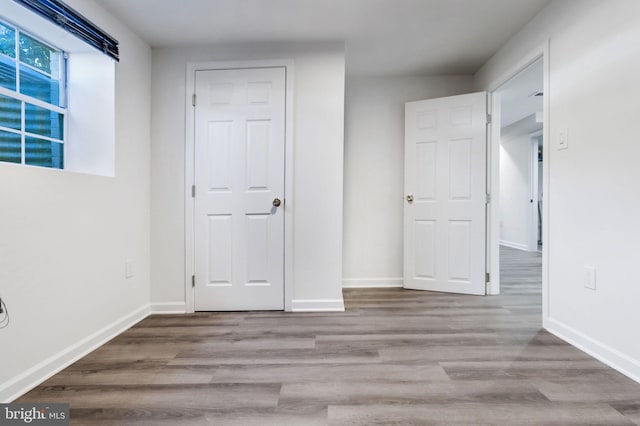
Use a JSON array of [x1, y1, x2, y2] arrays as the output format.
[[406, 194, 414, 203], [272, 198, 282, 207]]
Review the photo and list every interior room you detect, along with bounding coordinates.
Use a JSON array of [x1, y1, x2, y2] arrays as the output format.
[[1, 0, 640, 423]]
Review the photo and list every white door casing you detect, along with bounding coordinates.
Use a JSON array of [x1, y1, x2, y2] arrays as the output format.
[[404, 92, 488, 295], [194, 67, 286, 311], [530, 134, 542, 252]]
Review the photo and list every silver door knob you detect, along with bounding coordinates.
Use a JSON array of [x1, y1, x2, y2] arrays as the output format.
[[273, 198, 282, 207], [406, 194, 414, 203]]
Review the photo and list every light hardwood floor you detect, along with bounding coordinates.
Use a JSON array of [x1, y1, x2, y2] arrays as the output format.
[[18, 246, 640, 425]]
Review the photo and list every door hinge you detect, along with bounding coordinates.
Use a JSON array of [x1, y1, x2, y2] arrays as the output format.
[[486, 272, 490, 282], [192, 94, 196, 107], [487, 113, 492, 124], [192, 275, 195, 287], [485, 193, 491, 204], [192, 185, 196, 198]]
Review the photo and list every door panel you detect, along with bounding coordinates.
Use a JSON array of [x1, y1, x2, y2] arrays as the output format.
[[246, 120, 271, 191], [404, 92, 487, 295], [194, 67, 286, 311], [416, 142, 437, 200], [414, 220, 436, 279], [207, 121, 232, 191], [207, 215, 232, 286]]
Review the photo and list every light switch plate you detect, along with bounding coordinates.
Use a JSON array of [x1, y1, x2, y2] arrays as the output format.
[[584, 266, 596, 290], [558, 127, 569, 150], [125, 260, 135, 279]]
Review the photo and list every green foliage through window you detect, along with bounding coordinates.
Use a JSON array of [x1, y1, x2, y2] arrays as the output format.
[[20, 33, 56, 75], [0, 22, 16, 58]]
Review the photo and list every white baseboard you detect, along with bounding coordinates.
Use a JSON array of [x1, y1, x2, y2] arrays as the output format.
[[291, 299, 345, 312], [150, 302, 187, 314], [499, 240, 530, 251], [342, 278, 403, 288], [546, 317, 640, 385], [0, 304, 151, 403]]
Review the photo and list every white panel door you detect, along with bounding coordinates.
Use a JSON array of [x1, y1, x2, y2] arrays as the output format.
[[404, 92, 487, 295], [194, 67, 286, 311]]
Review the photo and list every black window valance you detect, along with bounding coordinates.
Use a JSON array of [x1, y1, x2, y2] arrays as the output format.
[[12, 0, 119, 61]]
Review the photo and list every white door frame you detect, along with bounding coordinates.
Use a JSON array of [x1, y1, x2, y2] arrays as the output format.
[[529, 131, 543, 252], [486, 41, 550, 325], [184, 59, 295, 313]]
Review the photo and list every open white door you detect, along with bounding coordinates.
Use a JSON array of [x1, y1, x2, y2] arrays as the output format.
[[404, 92, 488, 295], [194, 67, 286, 311]]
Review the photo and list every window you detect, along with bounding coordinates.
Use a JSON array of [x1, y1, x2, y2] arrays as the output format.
[[0, 19, 66, 169], [2, 0, 117, 177]]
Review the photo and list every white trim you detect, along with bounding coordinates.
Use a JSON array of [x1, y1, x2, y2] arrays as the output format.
[[0, 86, 66, 115], [547, 318, 640, 385], [529, 135, 541, 252], [150, 302, 187, 314], [184, 59, 295, 313], [487, 92, 500, 295], [291, 299, 345, 312], [486, 41, 550, 312], [541, 42, 551, 325], [342, 278, 403, 288], [0, 304, 150, 403], [499, 241, 530, 251]]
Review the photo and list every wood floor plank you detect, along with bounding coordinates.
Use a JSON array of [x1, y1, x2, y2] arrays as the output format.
[[327, 402, 634, 425], [15, 246, 640, 424], [279, 380, 549, 406], [535, 376, 640, 402], [20, 383, 281, 410], [168, 347, 381, 366], [205, 363, 450, 384], [379, 343, 595, 362], [440, 359, 612, 381], [610, 401, 640, 425], [174, 336, 317, 357]]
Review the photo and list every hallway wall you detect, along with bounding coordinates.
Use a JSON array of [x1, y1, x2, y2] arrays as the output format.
[[476, 0, 640, 382]]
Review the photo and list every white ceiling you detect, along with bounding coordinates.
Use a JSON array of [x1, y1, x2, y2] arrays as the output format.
[[499, 58, 543, 128], [94, 0, 551, 76]]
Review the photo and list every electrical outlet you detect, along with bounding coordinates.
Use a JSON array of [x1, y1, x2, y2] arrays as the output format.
[[584, 266, 596, 290], [125, 260, 135, 279]]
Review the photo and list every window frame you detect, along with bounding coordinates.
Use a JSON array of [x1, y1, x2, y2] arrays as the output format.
[[0, 17, 67, 169]]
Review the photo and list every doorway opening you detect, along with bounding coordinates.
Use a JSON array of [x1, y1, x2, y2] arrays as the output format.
[[491, 56, 545, 308]]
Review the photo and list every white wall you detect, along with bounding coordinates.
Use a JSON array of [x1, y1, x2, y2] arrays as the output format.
[[150, 42, 345, 310], [476, 0, 640, 382], [499, 133, 533, 251], [0, 0, 152, 402], [343, 76, 474, 287], [66, 53, 116, 177]]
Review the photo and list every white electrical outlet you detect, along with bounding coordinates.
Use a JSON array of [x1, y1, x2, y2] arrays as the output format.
[[558, 127, 569, 150], [125, 260, 135, 279], [584, 266, 596, 290]]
